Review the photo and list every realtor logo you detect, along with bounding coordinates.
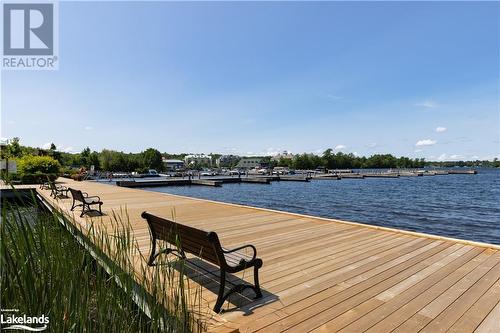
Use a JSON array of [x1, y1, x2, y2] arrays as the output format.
[[2, 2, 58, 70], [1, 309, 49, 331]]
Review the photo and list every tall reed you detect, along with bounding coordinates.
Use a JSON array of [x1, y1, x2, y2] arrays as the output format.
[[1, 193, 203, 332]]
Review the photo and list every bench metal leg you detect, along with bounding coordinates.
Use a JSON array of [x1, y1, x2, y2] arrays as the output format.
[[80, 204, 87, 217], [79, 203, 103, 217], [70, 198, 78, 211], [214, 271, 227, 313], [148, 238, 157, 266], [253, 263, 263, 298], [213, 263, 263, 313]]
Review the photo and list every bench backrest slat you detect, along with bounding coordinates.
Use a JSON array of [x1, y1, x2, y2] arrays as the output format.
[[69, 188, 85, 202], [142, 212, 224, 266]]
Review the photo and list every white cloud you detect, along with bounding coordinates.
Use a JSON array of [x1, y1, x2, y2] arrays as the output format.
[[415, 100, 438, 109], [435, 126, 447, 133], [263, 148, 281, 156], [334, 144, 346, 150], [414, 149, 423, 153], [327, 94, 343, 100], [84, 126, 93, 131], [314, 148, 325, 154], [437, 153, 464, 161], [415, 139, 437, 147], [41, 142, 76, 153]]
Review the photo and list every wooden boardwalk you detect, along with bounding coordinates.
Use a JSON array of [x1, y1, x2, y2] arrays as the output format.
[[28, 179, 500, 332]]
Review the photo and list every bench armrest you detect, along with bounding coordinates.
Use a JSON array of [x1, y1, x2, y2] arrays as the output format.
[[223, 244, 257, 261], [86, 195, 101, 201]]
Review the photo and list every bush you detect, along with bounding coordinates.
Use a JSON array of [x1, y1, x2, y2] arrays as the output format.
[[0, 171, 20, 183], [60, 166, 80, 176], [17, 155, 61, 184], [71, 173, 84, 181]]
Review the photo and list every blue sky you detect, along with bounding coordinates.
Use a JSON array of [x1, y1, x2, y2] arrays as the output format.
[[2, 1, 499, 160]]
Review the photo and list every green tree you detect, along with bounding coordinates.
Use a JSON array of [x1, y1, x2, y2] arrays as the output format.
[[141, 148, 163, 171], [8, 137, 22, 157], [89, 151, 100, 170], [48, 143, 62, 163], [277, 157, 293, 168], [80, 147, 91, 168]]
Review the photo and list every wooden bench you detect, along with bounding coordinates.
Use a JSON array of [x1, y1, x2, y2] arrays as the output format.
[[48, 181, 69, 198], [69, 188, 103, 217], [141, 211, 263, 313]]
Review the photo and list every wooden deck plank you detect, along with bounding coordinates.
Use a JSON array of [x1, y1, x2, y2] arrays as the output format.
[[474, 300, 500, 333], [246, 242, 452, 332], [229, 239, 441, 332], [448, 276, 500, 333], [363, 248, 493, 333], [331, 246, 482, 333], [392, 251, 500, 333], [419, 259, 500, 333], [17, 179, 500, 333], [278, 243, 468, 333]]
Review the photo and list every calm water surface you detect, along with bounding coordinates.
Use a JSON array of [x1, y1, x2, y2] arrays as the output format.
[[139, 169, 500, 245]]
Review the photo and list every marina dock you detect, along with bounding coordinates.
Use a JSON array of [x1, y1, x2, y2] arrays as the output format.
[[115, 175, 310, 188], [105, 169, 478, 189], [6, 179, 499, 333]]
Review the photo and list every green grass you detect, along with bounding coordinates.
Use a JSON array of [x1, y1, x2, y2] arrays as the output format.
[[1, 194, 203, 332]]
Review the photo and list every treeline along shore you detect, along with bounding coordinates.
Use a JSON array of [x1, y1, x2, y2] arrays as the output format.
[[1, 137, 498, 178]]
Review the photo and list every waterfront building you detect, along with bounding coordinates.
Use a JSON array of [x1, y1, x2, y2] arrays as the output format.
[[162, 158, 185, 171], [236, 157, 265, 169], [271, 150, 294, 162], [184, 154, 212, 167], [215, 155, 241, 168]]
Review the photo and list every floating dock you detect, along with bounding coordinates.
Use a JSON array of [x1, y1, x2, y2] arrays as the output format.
[[339, 174, 365, 179], [313, 175, 341, 180], [449, 170, 478, 174], [115, 175, 311, 188], [363, 173, 400, 178], [5, 179, 497, 333], [112, 169, 477, 189]]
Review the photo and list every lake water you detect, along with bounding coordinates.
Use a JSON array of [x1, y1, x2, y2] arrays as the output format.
[[139, 169, 500, 245]]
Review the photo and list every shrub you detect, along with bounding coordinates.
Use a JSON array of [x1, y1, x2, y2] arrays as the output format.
[[17, 155, 61, 184], [71, 173, 84, 181], [0, 171, 20, 183], [60, 166, 80, 176]]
